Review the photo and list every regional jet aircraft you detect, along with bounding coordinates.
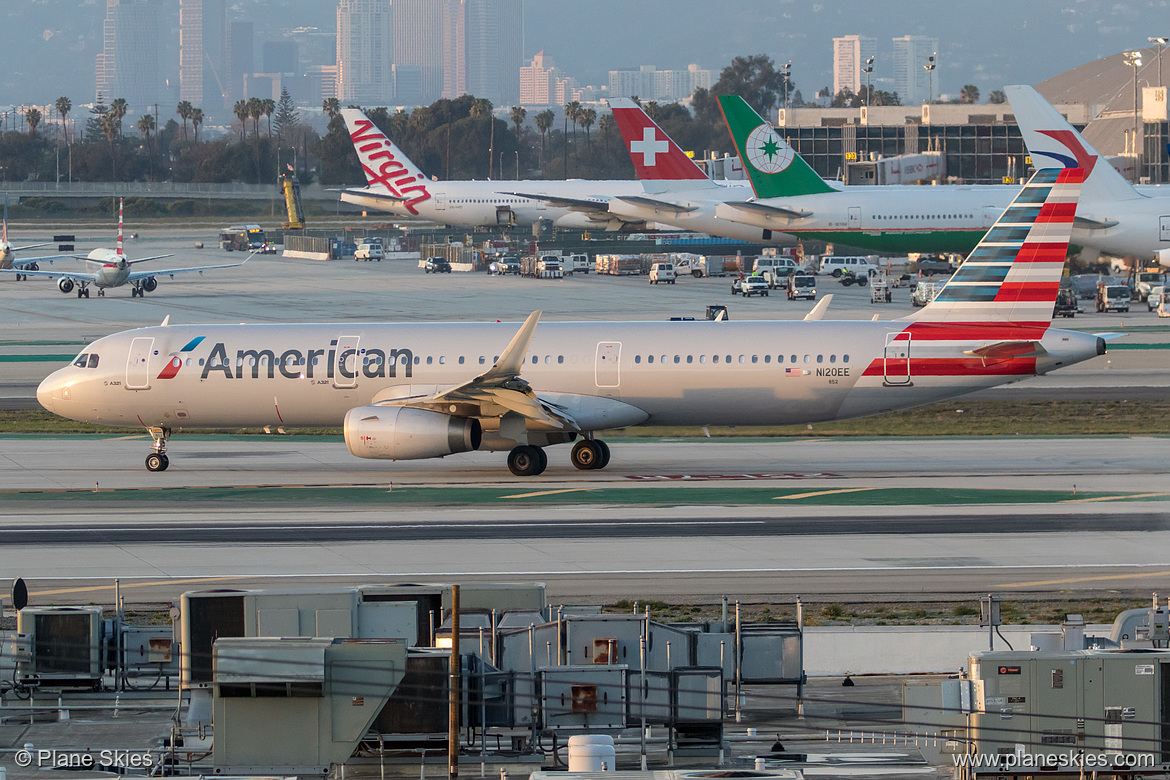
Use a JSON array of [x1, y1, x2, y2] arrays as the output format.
[[37, 169, 1104, 474], [3, 199, 251, 297], [336, 108, 787, 243]]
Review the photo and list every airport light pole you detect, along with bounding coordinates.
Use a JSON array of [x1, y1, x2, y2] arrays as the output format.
[[924, 53, 936, 105], [1150, 37, 1168, 88], [1125, 50, 1143, 162], [781, 60, 792, 112], [863, 55, 874, 107]]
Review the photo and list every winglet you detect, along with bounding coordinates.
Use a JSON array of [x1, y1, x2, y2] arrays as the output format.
[[480, 311, 542, 382], [160, 315, 170, 327], [803, 294, 833, 321]]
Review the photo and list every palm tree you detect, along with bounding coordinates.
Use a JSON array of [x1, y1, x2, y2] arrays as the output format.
[[109, 97, 128, 138], [322, 97, 341, 119], [598, 112, 615, 156], [25, 108, 42, 134], [137, 113, 156, 180], [247, 97, 264, 138], [55, 96, 71, 144], [534, 108, 554, 165], [565, 99, 582, 150], [191, 108, 204, 142], [579, 107, 596, 149], [233, 99, 249, 141], [262, 98, 276, 137], [470, 97, 493, 120], [510, 105, 526, 140], [176, 100, 193, 142], [959, 84, 980, 104]]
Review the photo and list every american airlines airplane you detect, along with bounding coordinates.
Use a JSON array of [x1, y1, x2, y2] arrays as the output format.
[[336, 108, 786, 241], [0, 197, 63, 281], [3, 199, 250, 298], [37, 168, 1103, 476], [1006, 84, 1170, 261]]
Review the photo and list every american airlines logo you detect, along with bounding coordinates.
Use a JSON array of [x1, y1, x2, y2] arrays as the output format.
[[192, 341, 415, 381], [350, 120, 432, 215]]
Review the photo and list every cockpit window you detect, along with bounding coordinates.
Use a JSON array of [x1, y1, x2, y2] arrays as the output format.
[[74, 354, 89, 367], [88, 354, 99, 369]]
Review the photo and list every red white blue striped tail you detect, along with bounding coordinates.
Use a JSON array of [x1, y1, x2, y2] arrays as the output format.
[[910, 168, 1083, 324]]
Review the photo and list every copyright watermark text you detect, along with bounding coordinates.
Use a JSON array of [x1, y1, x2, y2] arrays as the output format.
[[13, 748, 155, 769]]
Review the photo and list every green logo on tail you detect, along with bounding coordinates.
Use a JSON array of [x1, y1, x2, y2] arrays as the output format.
[[718, 95, 834, 198]]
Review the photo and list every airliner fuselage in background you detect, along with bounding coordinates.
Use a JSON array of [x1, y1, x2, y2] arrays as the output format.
[[37, 169, 1105, 475], [335, 108, 788, 244]]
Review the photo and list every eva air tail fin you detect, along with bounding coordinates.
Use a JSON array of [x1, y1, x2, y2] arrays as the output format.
[[717, 95, 835, 198]]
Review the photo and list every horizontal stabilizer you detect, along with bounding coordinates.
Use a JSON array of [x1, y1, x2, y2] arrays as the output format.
[[1073, 214, 1120, 230], [964, 340, 1047, 364]]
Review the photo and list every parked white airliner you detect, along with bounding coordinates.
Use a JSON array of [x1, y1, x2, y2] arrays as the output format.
[[38, 169, 1104, 475], [1, 196, 62, 280], [4, 199, 251, 297], [335, 108, 784, 242]]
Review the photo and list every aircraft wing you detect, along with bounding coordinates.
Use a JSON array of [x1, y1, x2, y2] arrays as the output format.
[[8, 252, 69, 268], [505, 192, 612, 215], [127, 253, 253, 281], [609, 195, 700, 216], [124, 253, 176, 265], [718, 200, 814, 220], [0, 267, 95, 282], [12, 242, 53, 253]]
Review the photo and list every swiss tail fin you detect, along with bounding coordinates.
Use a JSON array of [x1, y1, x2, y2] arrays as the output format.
[[911, 167, 1084, 324], [340, 108, 433, 215], [607, 98, 712, 190], [717, 95, 835, 198], [1005, 85, 1141, 204]]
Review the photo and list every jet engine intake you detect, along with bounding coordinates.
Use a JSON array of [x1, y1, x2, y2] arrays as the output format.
[[344, 405, 482, 460], [142, 276, 158, 292], [58, 278, 75, 293]]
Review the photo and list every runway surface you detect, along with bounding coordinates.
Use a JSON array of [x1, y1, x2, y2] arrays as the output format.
[[2, 435, 1168, 606]]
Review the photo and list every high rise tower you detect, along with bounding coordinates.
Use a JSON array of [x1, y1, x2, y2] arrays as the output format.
[[337, 0, 395, 105], [96, 0, 161, 108], [179, 0, 228, 110]]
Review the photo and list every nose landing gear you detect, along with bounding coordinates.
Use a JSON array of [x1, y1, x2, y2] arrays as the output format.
[[145, 426, 171, 472]]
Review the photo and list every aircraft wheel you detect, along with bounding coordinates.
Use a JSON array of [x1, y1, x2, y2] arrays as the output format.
[[507, 445, 546, 477], [571, 439, 605, 470], [595, 440, 611, 469], [145, 453, 169, 472]]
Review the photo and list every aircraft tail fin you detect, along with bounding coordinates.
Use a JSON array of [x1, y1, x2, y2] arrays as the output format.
[[608, 98, 713, 189], [340, 108, 434, 215], [1005, 85, 1141, 204], [910, 167, 1084, 324], [2, 195, 8, 245], [717, 95, 835, 198], [116, 197, 124, 257]]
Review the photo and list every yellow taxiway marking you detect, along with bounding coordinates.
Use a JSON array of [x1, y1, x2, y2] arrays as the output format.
[[105, 435, 147, 441], [26, 576, 248, 599], [775, 487, 882, 500], [998, 570, 1170, 588], [500, 488, 596, 499], [1061, 492, 1170, 503]]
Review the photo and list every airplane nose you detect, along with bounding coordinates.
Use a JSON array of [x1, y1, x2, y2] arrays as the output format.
[[37, 372, 63, 413]]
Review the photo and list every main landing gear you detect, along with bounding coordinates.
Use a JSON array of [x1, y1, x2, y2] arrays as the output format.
[[507, 445, 547, 477], [145, 427, 171, 472], [77, 286, 90, 298], [570, 439, 611, 470]]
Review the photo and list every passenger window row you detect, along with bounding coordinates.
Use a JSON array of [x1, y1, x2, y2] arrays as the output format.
[[634, 354, 850, 365]]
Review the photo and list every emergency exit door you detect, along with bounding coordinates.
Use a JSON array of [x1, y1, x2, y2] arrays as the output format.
[[883, 332, 911, 386], [1160, 215, 1170, 242], [126, 337, 154, 390], [595, 342, 621, 388]]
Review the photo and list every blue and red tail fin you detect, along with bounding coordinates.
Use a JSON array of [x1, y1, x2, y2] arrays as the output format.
[[910, 167, 1084, 324]]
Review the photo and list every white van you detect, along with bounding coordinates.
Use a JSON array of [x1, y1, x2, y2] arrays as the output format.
[[650, 262, 676, 284], [819, 255, 878, 278], [355, 243, 384, 261], [566, 254, 590, 274], [754, 256, 800, 288]]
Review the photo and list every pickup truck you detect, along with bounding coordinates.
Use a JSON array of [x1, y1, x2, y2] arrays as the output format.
[[787, 274, 816, 300], [732, 275, 769, 297]]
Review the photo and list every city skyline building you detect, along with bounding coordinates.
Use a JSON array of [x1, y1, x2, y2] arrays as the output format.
[[226, 21, 254, 104], [96, 0, 162, 109], [393, 0, 445, 104], [892, 34, 939, 104], [608, 64, 711, 101], [833, 34, 876, 96], [337, 0, 395, 105], [464, 0, 522, 106], [441, 0, 467, 99], [179, 0, 228, 110]]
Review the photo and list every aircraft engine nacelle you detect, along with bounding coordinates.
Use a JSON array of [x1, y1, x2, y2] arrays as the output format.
[[58, 278, 74, 294], [141, 276, 158, 292], [344, 405, 482, 460]]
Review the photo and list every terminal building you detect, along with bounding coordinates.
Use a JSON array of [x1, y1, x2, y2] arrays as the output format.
[[774, 49, 1170, 186]]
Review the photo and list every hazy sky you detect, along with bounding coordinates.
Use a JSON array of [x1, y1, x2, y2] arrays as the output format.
[[3, 0, 1167, 107]]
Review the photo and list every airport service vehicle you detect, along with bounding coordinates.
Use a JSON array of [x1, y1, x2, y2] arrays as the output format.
[[339, 109, 691, 233], [4, 200, 251, 298], [489, 257, 521, 275], [673, 255, 731, 278], [521, 255, 564, 278], [1053, 287, 1078, 318], [220, 224, 266, 251], [915, 255, 956, 276], [355, 243, 384, 261], [1096, 283, 1131, 313], [1148, 285, 1165, 312], [565, 254, 590, 274], [37, 169, 1106, 476], [754, 255, 800, 287], [836, 269, 870, 288], [820, 256, 879, 278], [787, 274, 816, 300], [1134, 271, 1165, 301], [870, 278, 892, 304], [0, 196, 63, 280], [912, 281, 943, 307], [732, 275, 769, 297], [649, 262, 676, 284], [424, 257, 452, 274]]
